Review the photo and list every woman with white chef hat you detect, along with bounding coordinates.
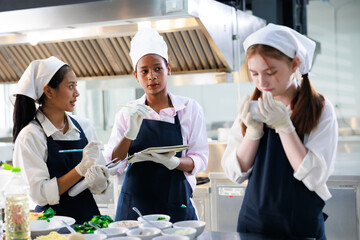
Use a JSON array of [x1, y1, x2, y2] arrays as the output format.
[[12, 56, 110, 224], [221, 24, 338, 239], [104, 28, 208, 222]]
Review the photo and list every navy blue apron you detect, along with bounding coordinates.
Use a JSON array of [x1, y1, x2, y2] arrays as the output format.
[[35, 116, 100, 224], [115, 115, 197, 222], [237, 126, 326, 239]]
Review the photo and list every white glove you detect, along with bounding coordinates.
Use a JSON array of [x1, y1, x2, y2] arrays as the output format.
[[257, 91, 295, 134], [124, 104, 149, 140], [130, 152, 180, 170], [238, 95, 264, 140], [149, 152, 180, 170], [75, 141, 101, 176], [85, 165, 110, 194]]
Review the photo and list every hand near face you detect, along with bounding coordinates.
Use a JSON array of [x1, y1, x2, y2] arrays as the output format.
[[257, 91, 295, 134], [238, 95, 264, 140]]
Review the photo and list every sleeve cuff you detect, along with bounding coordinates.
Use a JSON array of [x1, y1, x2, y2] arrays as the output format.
[[294, 151, 313, 180], [43, 177, 60, 205], [222, 146, 252, 184]]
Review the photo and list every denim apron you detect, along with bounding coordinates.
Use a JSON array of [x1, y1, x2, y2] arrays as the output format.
[[115, 115, 197, 222], [35, 116, 100, 224], [238, 126, 327, 239]]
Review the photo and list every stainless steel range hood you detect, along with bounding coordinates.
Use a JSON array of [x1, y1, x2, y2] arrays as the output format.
[[0, 0, 265, 83]]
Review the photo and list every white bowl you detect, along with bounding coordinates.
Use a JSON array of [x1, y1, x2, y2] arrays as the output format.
[[94, 227, 128, 237], [82, 233, 107, 240], [109, 220, 140, 229], [137, 214, 170, 222], [161, 227, 197, 240], [126, 227, 161, 240], [30, 216, 76, 238], [173, 220, 206, 237], [104, 237, 141, 240], [139, 221, 172, 230], [153, 236, 190, 240]]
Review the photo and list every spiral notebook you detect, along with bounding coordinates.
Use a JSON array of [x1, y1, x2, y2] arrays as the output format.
[[128, 144, 188, 161]]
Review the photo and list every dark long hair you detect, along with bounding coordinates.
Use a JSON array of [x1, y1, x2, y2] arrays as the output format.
[[241, 45, 324, 137], [12, 65, 70, 142]]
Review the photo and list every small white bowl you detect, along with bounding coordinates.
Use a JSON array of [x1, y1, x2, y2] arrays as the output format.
[[126, 227, 161, 240], [109, 220, 140, 229], [106, 237, 141, 240], [139, 221, 172, 230], [153, 235, 190, 240], [161, 227, 197, 240], [94, 227, 128, 237], [137, 214, 170, 222], [173, 220, 206, 237], [82, 233, 107, 240]]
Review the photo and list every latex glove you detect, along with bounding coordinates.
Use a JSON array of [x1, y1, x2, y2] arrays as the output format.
[[75, 141, 101, 176], [257, 91, 295, 134], [129, 152, 180, 170], [85, 165, 110, 194], [149, 152, 180, 170], [124, 104, 149, 140], [238, 95, 264, 140]]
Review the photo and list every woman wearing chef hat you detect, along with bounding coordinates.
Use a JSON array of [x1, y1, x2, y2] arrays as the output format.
[[221, 24, 338, 239], [104, 28, 208, 222], [12, 56, 110, 224]]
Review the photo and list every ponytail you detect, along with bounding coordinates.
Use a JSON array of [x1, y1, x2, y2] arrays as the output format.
[[12, 95, 36, 142], [291, 74, 324, 137]]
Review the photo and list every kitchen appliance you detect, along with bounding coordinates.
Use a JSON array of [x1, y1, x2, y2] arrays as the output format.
[[0, 0, 265, 83]]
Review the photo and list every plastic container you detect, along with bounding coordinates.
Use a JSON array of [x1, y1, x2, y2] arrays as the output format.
[[4, 167, 30, 240]]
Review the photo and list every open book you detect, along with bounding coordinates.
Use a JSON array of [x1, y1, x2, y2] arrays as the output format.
[[128, 144, 188, 161]]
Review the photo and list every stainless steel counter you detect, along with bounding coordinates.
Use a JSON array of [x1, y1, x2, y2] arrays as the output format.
[[197, 231, 315, 240]]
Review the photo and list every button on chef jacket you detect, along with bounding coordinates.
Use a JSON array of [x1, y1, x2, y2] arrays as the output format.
[[104, 91, 209, 192], [13, 110, 100, 206]]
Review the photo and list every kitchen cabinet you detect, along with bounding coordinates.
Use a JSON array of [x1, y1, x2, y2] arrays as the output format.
[[209, 172, 360, 240]]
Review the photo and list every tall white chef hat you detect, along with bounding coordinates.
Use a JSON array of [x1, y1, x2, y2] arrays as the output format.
[[129, 27, 168, 70], [243, 23, 316, 75], [11, 56, 66, 103]]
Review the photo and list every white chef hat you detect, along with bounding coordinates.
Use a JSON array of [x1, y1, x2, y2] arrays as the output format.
[[243, 23, 316, 75], [11, 56, 66, 103], [129, 27, 168, 70]]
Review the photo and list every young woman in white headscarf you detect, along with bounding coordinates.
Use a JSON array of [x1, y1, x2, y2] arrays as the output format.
[[104, 28, 208, 222], [221, 24, 338, 239], [12, 57, 110, 224]]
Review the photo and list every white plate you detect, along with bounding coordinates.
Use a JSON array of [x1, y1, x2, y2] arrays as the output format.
[[30, 216, 75, 238]]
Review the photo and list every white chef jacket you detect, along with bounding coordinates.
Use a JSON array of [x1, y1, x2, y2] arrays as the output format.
[[221, 97, 338, 201], [104, 92, 209, 190], [13, 110, 99, 206]]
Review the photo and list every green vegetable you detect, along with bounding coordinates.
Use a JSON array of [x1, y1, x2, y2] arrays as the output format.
[[38, 207, 56, 222], [156, 217, 165, 220], [74, 215, 114, 233]]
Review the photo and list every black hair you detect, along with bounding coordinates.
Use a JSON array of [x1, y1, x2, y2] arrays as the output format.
[[12, 64, 70, 142]]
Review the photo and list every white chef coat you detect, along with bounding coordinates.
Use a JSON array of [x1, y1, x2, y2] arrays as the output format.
[[13, 110, 99, 206], [221, 97, 338, 201]]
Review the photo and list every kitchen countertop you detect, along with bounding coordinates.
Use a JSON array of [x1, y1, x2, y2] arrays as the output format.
[[197, 231, 315, 240]]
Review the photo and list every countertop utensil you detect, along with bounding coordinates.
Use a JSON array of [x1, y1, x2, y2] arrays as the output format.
[[132, 207, 164, 233], [89, 221, 109, 237], [61, 220, 76, 233]]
